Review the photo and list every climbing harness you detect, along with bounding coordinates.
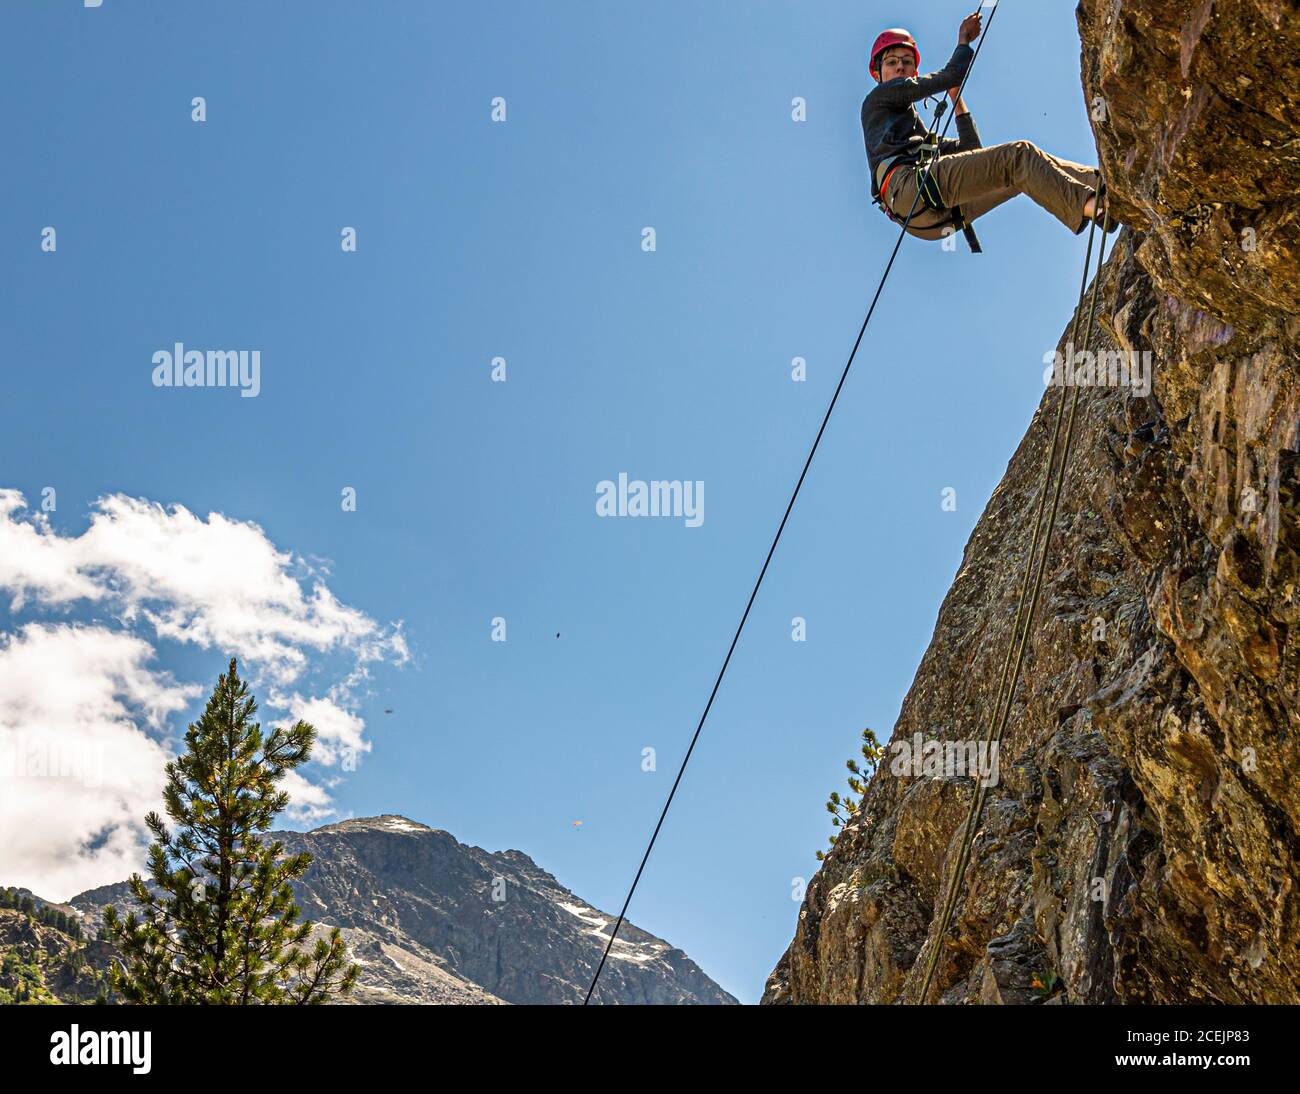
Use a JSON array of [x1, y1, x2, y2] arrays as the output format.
[[584, 0, 1003, 1007], [914, 194, 1113, 1005], [873, 104, 983, 253]]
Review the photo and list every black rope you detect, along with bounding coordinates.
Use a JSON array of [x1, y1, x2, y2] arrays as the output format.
[[583, 5, 1003, 1005]]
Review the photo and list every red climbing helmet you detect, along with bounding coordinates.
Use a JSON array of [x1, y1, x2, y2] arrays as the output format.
[[870, 28, 920, 81]]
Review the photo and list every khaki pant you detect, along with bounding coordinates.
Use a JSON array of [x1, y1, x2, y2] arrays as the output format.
[[886, 140, 1099, 240]]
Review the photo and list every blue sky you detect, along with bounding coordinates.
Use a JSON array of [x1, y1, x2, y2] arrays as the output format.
[[1, 1, 1100, 1003]]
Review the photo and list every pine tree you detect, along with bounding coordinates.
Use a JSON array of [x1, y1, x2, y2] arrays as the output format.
[[816, 727, 885, 861], [103, 658, 359, 1004]]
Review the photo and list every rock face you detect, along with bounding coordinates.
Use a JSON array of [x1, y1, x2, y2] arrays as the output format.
[[764, 0, 1299, 1004], [68, 815, 735, 1005]]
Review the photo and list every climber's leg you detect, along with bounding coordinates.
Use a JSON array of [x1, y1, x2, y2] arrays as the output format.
[[1046, 156, 1101, 190], [956, 184, 1018, 223], [883, 177, 1003, 242], [927, 141, 1098, 233], [1049, 156, 1119, 226], [887, 160, 1019, 232], [889, 151, 1103, 233], [956, 154, 1099, 224]]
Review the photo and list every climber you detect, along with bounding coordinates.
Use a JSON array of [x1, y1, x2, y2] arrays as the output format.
[[863, 14, 1118, 244]]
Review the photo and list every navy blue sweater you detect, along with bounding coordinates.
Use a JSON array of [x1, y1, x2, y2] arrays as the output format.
[[861, 43, 982, 199]]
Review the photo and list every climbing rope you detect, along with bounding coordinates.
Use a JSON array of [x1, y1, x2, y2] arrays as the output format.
[[915, 199, 1113, 1004], [583, 5, 1005, 1005]]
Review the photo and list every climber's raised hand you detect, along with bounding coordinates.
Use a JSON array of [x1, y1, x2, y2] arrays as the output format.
[[959, 11, 983, 45]]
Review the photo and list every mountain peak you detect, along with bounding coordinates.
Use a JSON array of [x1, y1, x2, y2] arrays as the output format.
[[314, 814, 437, 836], [65, 815, 736, 1004]]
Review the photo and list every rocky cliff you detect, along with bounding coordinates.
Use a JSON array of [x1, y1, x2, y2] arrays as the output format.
[[67, 815, 735, 1005], [764, 0, 1299, 1004]]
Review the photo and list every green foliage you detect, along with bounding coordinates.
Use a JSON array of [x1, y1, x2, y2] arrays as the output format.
[[0, 953, 58, 1005], [0, 930, 114, 1008], [816, 728, 885, 861], [102, 658, 359, 1004]]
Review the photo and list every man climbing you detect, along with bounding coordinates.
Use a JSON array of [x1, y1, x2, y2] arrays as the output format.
[[863, 12, 1116, 244]]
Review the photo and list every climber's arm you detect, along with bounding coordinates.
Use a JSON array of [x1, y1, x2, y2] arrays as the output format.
[[942, 108, 982, 153], [936, 105, 982, 155]]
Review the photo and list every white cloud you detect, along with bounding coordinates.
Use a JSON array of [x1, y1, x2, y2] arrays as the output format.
[[0, 491, 407, 900], [0, 492, 407, 684], [0, 490, 104, 609], [279, 769, 340, 828], [268, 691, 370, 768], [0, 624, 200, 901]]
